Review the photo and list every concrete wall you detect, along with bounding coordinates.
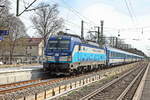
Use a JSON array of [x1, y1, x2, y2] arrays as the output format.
[[0, 68, 43, 84]]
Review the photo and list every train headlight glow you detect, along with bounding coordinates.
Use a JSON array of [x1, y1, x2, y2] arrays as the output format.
[[59, 56, 72, 61], [59, 56, 67, 61], [47, 56, 54, 61], [67, 56, 72, 61]]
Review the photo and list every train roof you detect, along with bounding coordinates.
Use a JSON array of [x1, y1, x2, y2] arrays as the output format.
[[86, 40, 99, 47], [49, 32, 81, 41], [57, 32, 81, 39], [49, 32, 100, 47], [106, 46, 143, 57]]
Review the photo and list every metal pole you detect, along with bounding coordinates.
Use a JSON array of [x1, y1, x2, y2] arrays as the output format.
[[97, 27, 100, 45], [116, 37, 118, 48], [81, 20, 84, 39], [16, 0, 19, 16], [0, 5, 5, 7], [112, 37, 115, 47], [100, 20, 104, 45]]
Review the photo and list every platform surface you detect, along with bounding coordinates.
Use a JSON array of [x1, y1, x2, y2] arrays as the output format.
[[140, 63, 150, 100], [0, 65, 43, 73]]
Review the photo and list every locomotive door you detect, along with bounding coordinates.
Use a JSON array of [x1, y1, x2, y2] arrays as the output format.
[[78, 44, 81, 62]]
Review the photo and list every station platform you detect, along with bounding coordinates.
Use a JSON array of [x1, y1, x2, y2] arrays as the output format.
[[0, 65, 43, 84], [133, 63, 150, 100], [0, 65, 43, 73], [140, 63, 150, 100]]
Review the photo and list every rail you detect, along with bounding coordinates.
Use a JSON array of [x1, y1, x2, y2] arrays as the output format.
[[80, 63, 147, 100]]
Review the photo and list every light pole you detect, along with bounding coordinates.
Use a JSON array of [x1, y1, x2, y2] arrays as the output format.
[[0, 5, 5, 8], [115, 30, 120, 48], [65, 29, 70, 34]]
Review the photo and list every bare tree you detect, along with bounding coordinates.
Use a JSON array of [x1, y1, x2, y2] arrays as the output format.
[[31, 3, 64, 47], [0, 0, 27, 64], [0, 0, 10, 63], [0, 0, 9, 15], [4, 14, 26, 64], [0, 0, 10, 27]]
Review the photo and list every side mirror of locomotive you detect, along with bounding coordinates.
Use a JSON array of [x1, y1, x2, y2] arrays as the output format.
[[79, 44, 81, 51]]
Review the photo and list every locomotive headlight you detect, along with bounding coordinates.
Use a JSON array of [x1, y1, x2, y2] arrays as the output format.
[[67, 56, 72, 61], [59, 56, 72, 61], [59, 56, 67, 61], [47, 56, 54, 61]]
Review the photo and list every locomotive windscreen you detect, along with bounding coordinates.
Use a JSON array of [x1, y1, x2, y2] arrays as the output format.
[[47, 40, 70, 49]]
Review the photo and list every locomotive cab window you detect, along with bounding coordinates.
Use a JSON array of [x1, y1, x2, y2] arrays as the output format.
[[59, 40, 70, 49], [47, 40, 70, 49], [48, 40, 58, 49]]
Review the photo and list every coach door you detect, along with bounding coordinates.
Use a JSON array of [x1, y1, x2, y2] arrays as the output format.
[[106, 49, 109, 66]]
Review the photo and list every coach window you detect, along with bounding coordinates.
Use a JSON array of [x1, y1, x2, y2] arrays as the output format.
[[114, 52, 116, 57], [111, 52, 114, 57], [116, 53, 118, 57], [110, 52, 112, 57], [117, 53, 119, 57], [119, 53, 121, 57], [113, 52, 115, 57], [114, 53, 116, 57]]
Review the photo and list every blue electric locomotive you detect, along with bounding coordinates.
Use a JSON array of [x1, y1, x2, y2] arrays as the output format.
[[44, 33, 106, 74]]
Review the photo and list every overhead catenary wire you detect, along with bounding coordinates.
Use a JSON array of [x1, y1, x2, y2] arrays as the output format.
[[64, 20, 90, 31], [127, 0, 138, 22], [59, 0, 96, 26], [126, 0, 145, 37], [50, 0, 150, 34], [124, 0, 135, 23], [62, 0, 96, 23], [48, 0, 95, 32], [123, 0, 145, 38], [19, 0, 150, 36], [16, 0, 38, 16]]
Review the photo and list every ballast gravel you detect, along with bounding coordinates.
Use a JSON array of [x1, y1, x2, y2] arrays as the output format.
[[0, 62, 141, 100]]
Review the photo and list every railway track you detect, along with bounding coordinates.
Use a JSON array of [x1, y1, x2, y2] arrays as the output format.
[[0, 64, 115, 94], [0, 78, 66, 94], [80, 63, 147, 100], [0, 62, 145, 100], [0, 70, 97, 94]]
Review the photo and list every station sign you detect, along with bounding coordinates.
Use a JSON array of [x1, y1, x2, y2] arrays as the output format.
[[0, 30, 9, 35], [0, 36, 3, 40]]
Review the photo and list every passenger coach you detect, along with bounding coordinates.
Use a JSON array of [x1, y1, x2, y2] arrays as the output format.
[[106, 47, 143, 65]]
